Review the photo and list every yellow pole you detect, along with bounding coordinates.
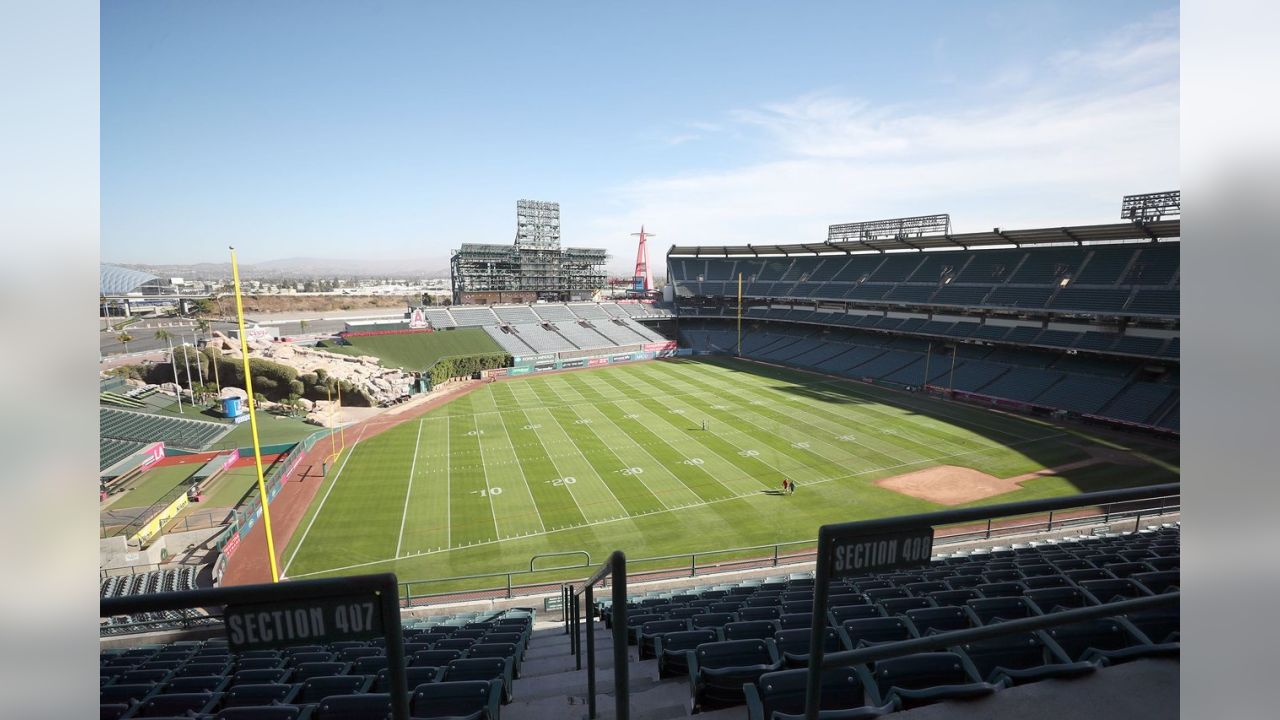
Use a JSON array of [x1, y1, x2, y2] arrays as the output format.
[[229, 246, 281, 582], [737, 272, 743, 356]]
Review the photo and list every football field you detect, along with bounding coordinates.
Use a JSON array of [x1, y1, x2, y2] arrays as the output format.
[[280, 358, 1179, 585]]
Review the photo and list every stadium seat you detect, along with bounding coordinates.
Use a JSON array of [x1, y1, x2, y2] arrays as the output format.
[[230, 669, 290, 686], [965, 597, 1038, 625], [687, 639, 783, 711], [467, 643, 521, 677], [352, 656, 391, 674], [1045, 618, 1176, 664], [235, 658, 284, 671], [375, 665, 443, 692], [294, 674, 370, 703], [691, 612, 737, 631], [637, 620, 692, 660], [1025, 587, 1092, 613], [100, 683, 156, 705], [774, 627, 842, 667], [905, 606, 974, 635], [409, 679, 501, 720], [744, 666, 894, 720], [292, 662, 349, 681], [878, 597, 933, 615], [870, 651, 1000, 710], [445, 657, 514, 703], [829, 605, 884, 625], [738, 606, 783, 622], [312, 693, 394, 720], [839, 617, 915, 649], [723, 620, 779, 641], [953, 631, 1096, 685], [779, 613, 815, 629], [1132, 570, 1180, 595], [412, 650, 464, 667], [163, 675, 229, 693], [221, 683, 295, 708], [133, 691, 221, 717], [213, 707, 305, 720]]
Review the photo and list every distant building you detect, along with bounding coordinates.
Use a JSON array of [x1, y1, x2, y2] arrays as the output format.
[[449, 200, 608, 304]]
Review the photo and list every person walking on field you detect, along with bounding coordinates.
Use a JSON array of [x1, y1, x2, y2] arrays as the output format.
[[782, 478, 790, 495], [788, 479, 797, 496]]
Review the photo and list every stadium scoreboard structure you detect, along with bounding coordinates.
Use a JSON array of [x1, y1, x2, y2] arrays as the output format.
[[450, 199, 608, 304]]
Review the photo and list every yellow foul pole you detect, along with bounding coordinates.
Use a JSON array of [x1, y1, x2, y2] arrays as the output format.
[[229, 247, 281, 583], [737, 272, 743, 356]]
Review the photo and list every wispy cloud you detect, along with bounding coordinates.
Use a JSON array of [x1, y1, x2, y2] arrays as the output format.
[[588, 11, 1178, 253]]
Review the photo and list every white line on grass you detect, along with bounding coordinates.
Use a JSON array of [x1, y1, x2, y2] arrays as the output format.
[[492, 407, 546, 534], [516, 407, 593, 523], [445, 415, 451, 548], [281, 423, 370, 576], [394, 419, 425, 558], [472, 415, 502, 540], [289, 430, 1067, 578]]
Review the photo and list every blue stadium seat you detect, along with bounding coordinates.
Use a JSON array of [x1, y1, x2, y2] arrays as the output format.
[[312, 693, 394, 720], [744, 666, 894, 720], [952, 631, 1096, 685], [410, 680, 501, 720], [655, 629, 720, 679], [870, 652, 1000, 710], [688, 639, 783, 711]]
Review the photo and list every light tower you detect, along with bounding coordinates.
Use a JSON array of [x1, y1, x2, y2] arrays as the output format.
[[631, 226, 655, 292]]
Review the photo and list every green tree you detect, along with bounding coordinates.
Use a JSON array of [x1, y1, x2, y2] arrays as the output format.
[[117, 332, 133, 352], [153, 328, 172, 345], [298, 319, 309, 334]]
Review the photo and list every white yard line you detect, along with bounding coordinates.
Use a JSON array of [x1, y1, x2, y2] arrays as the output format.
[[543, 380, 674, 512], [289, 430, 1067, 578], [516, 407, 593, 523], [445, 415, 451, 549], [281, 423, 370, 576], [473, 417, 503, 540], [394, 419, 425, 558], [493, 406, 547, 534]]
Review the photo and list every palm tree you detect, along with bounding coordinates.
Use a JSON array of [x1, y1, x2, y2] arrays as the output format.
[[154, 328, 172, 345], [117, 332, 132, 353], [298, 319, 309, 335]]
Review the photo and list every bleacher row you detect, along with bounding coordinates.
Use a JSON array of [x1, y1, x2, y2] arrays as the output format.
[[595, 525, 1179, 716], [671, 242, 1179, 317], [102, 437, 148, 471], [101, 408, 230, 451], [682, 305, 1178, 360], [99, 609, 534, 720], [483, 318, 665, 357], [102, 568, 215, 637], [416, 301, 672, 330], [679, 321, 1179, 430]]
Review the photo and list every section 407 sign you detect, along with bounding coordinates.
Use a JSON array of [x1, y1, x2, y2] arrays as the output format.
[[225, 593, 386, 652], [824, 526, 934, 578]]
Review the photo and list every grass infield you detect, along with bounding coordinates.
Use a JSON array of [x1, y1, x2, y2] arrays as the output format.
[[322, 327, 504, 371], [279, 358, 1178, 587]]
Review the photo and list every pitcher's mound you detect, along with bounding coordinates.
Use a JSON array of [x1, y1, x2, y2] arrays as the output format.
[[876, 465, 1025, 505]]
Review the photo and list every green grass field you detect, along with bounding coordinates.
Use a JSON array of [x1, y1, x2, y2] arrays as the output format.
[[210, 415, 320, 451], [114, 462, 199, 509], [322, 327, 504, 371], [280, 358, 1178, 586]]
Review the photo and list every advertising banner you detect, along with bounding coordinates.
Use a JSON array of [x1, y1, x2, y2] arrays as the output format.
[[588, 357, 609, 367], [509, 366, 531, 375], [558, 358, 586, 370]]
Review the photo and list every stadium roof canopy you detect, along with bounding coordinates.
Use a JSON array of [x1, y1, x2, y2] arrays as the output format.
[[101, 264, 161, 295], [667, 219, 1180, 257]]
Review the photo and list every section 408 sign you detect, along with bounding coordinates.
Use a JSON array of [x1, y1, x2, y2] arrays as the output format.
[[224, 593, 386, 652], [825, 526, 934, 578]]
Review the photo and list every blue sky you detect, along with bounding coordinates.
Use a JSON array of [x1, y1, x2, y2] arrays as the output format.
[[102, 0, 1178, 274]]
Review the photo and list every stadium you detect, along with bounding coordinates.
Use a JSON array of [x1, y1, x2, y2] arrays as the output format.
[[100, 193, 1180, 720]]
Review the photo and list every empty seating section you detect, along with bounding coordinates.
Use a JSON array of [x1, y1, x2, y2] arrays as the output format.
[[1123, 245, 1180, 285], [101, 568, 207, 635], [568, 303, 609, 320], [493, 305, 540, 324], [679, 319, 1177, 428], [552, 322, 613, 350], [422, 308, 456, 328], [510, 325, 576, 354], [100, 608, 535, 719], [448, 307, 499, 326], [1126, 289, 1179, 316], [100, 408, 229, 450], [101, 438, 147, 471], [1048, 288, 1133, 314], [596, 526, 1179, 715], [671, 242, 1179, 321], [1101, 382, 1177, 425], [483, 326, 535, 356]]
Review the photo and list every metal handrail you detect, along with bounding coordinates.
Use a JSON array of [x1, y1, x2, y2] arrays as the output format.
[[802, 481, 1180, 720], [389, 494, 1178, 605], [100, 573, 410, 720], [570, 551, 628, 720], [530, 550, 592, 572]]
